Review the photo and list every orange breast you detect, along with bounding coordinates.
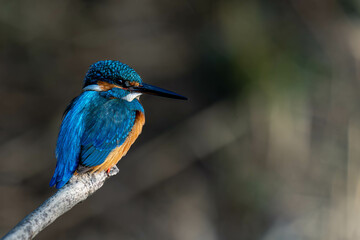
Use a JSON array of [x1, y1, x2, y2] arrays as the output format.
[[90, 111, 145, 172]]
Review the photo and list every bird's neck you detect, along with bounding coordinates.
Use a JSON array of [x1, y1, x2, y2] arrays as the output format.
[[94, 90, 144, 113], [97, 87, 127, 99]]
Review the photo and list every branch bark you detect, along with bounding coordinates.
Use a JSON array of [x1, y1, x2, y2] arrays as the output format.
[[1, 166, 119, 240]]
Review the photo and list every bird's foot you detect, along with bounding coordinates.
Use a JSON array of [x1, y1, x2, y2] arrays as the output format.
[[106, 168, 111, 176]]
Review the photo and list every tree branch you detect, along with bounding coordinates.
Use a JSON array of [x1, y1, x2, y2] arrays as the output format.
[[1, 166, 119, 240]]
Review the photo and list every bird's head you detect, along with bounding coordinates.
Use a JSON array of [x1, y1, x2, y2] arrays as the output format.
[[83, 60, 187, 101]]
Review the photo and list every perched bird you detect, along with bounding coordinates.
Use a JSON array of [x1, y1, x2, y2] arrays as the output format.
[[49, 60, 187, 188]]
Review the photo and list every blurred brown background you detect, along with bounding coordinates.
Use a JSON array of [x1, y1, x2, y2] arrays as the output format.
[[1, 0, 360, 239]]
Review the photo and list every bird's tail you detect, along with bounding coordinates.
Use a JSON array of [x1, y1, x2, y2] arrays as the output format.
[[49, 164, 76, 189]]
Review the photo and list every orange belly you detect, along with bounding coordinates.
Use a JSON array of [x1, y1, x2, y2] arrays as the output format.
[[90, 111, 145, 172]]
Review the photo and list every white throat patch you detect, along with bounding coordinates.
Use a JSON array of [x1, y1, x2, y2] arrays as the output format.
[[122, 92, 142, 102]]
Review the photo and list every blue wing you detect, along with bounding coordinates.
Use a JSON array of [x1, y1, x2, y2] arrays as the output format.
[[50, 91, 144, 189], [49, 91, 97, 188], [79, 99, 137, 167]]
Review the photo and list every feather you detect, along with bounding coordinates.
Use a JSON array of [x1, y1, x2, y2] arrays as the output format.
[[90, 111, 145, 172], [50, 91, 100, 188], [49, 90, 144, 188]]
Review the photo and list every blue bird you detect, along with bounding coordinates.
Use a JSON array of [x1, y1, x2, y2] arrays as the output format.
[[49, 60, 187, 189]]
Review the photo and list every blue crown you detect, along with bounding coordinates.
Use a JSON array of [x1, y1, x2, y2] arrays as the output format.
[[84, 60, 142, 87]]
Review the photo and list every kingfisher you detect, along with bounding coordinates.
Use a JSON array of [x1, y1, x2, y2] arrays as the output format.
[[49, 60, 187, 189]]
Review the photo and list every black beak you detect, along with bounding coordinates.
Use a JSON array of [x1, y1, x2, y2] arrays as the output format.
[[132, 83, 187, 100]]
